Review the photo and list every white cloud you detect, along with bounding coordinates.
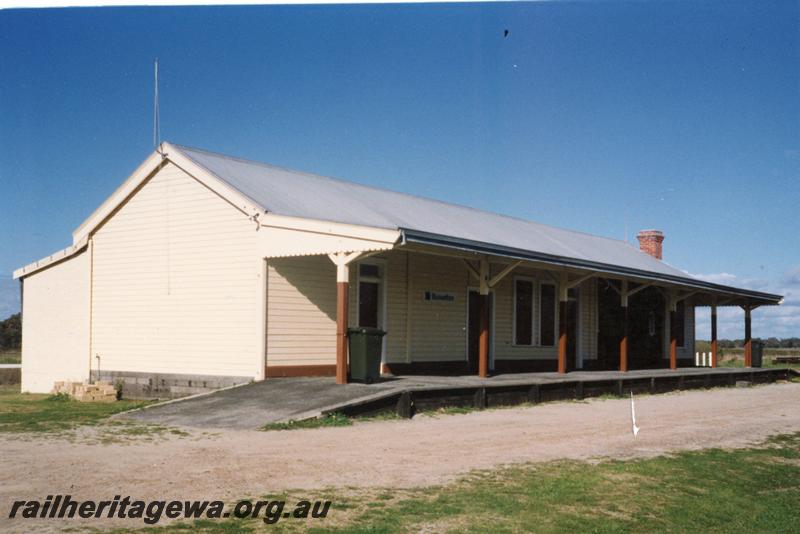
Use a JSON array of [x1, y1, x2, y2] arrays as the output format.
[[783, 266, 800, 286], [693, 267, 800, 339]]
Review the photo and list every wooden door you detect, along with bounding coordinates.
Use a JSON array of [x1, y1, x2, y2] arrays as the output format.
[[467, 290, 492, 373]]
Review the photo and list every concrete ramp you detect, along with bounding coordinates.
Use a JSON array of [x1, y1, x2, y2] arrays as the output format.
[[119, 377, 402, 430]]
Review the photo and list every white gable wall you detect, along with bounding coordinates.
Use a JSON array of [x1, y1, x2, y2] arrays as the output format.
[[21, 250, 90, 393], [90, 162, 260, 378]]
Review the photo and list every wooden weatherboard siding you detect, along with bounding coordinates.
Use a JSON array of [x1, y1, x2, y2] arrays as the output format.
[[267, 255, 337, 367], [345, 251, 408, 363], [90, 162, 259, 378], [405, 253, 471, 362], [266, 250, 601, 370], [21, 250, 90, 393], [492, 269, 598, 365]]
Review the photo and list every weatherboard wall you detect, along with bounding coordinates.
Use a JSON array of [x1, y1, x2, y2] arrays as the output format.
[[266, 251, 410, 368], [267, 255, 337, 367], [90, 162, 259, 379], [20, 250, 90, 393], [264, 250, 600, 369]]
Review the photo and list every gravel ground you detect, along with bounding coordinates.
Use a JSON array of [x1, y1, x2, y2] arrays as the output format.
[[2, 382, 799, 532]]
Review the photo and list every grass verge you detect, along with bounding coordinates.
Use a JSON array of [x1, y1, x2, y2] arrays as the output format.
[[0, 348, 21, 364], [717, 354, 800, 370], [261, 413, 353, 431], [260, 410, 405, 431], [135, 432, 800, 533], [0, 383, 150, 433]]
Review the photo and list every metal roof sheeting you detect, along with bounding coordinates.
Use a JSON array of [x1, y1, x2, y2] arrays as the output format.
[[173, 144, 781, 304]]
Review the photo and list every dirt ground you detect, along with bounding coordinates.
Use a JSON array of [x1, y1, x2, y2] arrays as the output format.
[[3, 382, 799, 531]]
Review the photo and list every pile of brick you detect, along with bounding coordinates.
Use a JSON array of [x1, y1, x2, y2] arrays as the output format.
[[53, 381, 117, 402]]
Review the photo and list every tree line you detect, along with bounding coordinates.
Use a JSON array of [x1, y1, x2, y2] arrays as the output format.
[[697, 337, 800, 349], [0, 314, 21, 350]]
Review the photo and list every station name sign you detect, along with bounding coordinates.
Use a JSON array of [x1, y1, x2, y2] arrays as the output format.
[[424, 291, 456, 303]]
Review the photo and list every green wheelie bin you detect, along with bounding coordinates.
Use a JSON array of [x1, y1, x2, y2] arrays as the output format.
[[348, 327, 386, 383], [751, 340, 763, 368]]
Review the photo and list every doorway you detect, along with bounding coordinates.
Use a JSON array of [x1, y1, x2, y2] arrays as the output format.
[[565, 287, 579, 371], [467, 290, 493, 373], [356, 260, 386, 361]]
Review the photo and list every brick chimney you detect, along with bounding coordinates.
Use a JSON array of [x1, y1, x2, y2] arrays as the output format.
[[637, 230, 664, 260]]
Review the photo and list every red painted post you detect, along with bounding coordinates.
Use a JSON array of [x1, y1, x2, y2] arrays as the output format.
[[620, 304, 629, 372], [558, 300, 568, 374], [669, 309, 677, 370], [744, 306, 752, 368], [478, 293, 489, 378], [336, 281, 349, 384], [710, 304, 718, 368]]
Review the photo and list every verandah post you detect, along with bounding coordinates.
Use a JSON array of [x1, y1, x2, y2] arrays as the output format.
[[743, 305, 752, 368], [710, 302, 718, 368], [335, 266, 349, 384], [478, 258, 490, 378], [669, 310, 677, 370], [330, 251, 364, 385], [558, 272, 568, 374], [478, 294, 489, 378], [669, 292, 677, 370], [620, 280, 629, 373]]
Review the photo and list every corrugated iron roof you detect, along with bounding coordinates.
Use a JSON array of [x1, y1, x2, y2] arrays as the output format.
[[174, 145, 690, 274], [172, 144, 780, 303]]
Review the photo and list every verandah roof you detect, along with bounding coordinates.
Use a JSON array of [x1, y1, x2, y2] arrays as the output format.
[[399, 231, 780, 307]]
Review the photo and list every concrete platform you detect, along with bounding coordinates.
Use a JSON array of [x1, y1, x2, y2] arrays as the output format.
[[120, 377, 391, 430], [120, 367, 795, 430]]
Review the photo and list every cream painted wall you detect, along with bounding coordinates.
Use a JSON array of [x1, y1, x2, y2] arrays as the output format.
[[266, 251, 410, 368], [491, 268, 597, 363], [90, 162, 259, 378], [267, 255, 337, 367], [403, 253, 471, 362], [346, 251, 408, 362], [265, 250, 601, 368], [21, 251, 90, 393]]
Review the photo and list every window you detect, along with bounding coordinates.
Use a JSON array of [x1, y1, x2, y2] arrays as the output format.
[[358, 262, 383, 328], [514, 279, 534, 345], [513, 279, 557, 347], [540, 284, 556, 346], [675, 301, 685, 347], [359, 264, 380, 278]]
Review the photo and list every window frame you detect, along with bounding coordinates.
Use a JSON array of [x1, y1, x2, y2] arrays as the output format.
[[538, 281, 557, 347], [356, 259, 386, 332], [511, 276, 558, 348], [512, 276, 536, 347]]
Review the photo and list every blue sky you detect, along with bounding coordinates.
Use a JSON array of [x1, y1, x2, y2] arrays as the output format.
[[0, 1, 798, 338]]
